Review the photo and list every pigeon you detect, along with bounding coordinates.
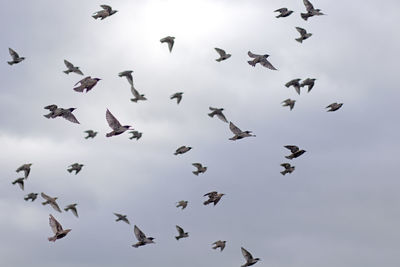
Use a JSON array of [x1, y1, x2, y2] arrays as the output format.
[[129, 130, 143, 140], [203, 191, 225, 206], [175, 225, 189, 240], [174, 146, 192, 155], [113, 213, 130, 224], [132, 225, 155, 248], [208, 107, 228, 123], [64, 204, 79, 218], [326, 102, 343, 112], [281, 99, 296, 110], [24, 193, 38, 202], [247, 51, 277, 70], [229, 122, 256, 141], [285, 79, 301, 95], [130, 85, 147, 102], [118, 70, 134, 86], [48, 214, 71, 242], [63, 60, 83, 75], [12, 177, 25, 190], [41, 193, 62, 213], [105, 109, 133, 137], [67, 163, 84, 175], [295, 27, 312, 43], [192, 163, 207, 176], [73, 76, 101, 93], [215, 48, 231, 62], [92, 5, 118, 20], [84, 130, 97, 139], [212, 240, 226, 251], [176, 200, 188, 210], [160, 36, 175, 52], [16, 163, 32, 179], [43, 105, 80, 124], [170, 92, 183, 104], [241, 247, 261, 267], [300, 78, 316, 92], [301, 0, 325, 21], [274, 8, 294, 18], [7, 48, 25, 65], [284, 145, 306, 160], [280, 163, 295, 175]]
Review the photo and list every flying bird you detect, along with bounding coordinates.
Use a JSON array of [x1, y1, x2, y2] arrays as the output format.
[[84, 130, 97, 139], [212, 240, 226, 251], [64, 204, 79, 218], [241, 247, 261, 267], [129, 130, 143, 140], [41, 193, 62, 213], [73, 76, 101, 93], [92, 5, 118, 20], [203, 191, 225, 206], [175, 225, 189, 240], [7, 48, 25, 65], [192, 163, 207, 176], [300, 78, 316, 92], [274, 8, 294, 18], [118, 70, 133, 86], [48, 214, 71, 242], [301, 0, 325, 20], [174, 146, 192, 155], [326, 102, 343, 112], [63, 60, 83, 75], [170, 92, 183, 104], [43, 105, 80, 124], [24, 193, 38, 202], [130, 85, 147, 102], [229, 122, 255, 141], [285, 79, 301, 95], [176, 200, 188, 210], [12, 177, 25, 190], [247, 51, 277, 70], [113, 213, 130, 224], [67, 163, 84, 175], [280, 163, 295, 175], [16, 163, 32, 179], [281, 99, 296, 110], [214, 48, 231, 62], [132, 225, 155, 248], [105, 109, 133, 137], [284, 145, 306, 160], [160, 36, 175, 52], [295, 27, 312, 43], [208, 107, 228, 123]]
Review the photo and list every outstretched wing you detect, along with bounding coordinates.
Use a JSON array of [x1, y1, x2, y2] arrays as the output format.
[[192, 163, 202, 169], [296, 27, 307, 35], [106, 109, 122, 130], [176, 225, 184, 235], [215, 48, 226, 57], [260, 58, 277, 70], [229, 122, 242, 135], [241, 247, 253, 261], [284, 145, 299, 153], [9, 48, 19, 60], [134, 225, 146, 241], [75, 76, 91, 86], [204, 191, 217, 197], [64, 59, 74, 69], [62, 111, 80, 124], [303, 0, 315, 12], [247, 51, 260, 58], [274, 8, 288, 13], [100, 4, 112, 13], [49, 214, 63, 234]]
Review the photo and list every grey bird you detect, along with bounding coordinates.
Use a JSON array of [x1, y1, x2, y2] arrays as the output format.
[[63, 60, 83, 75], [212, 240, 226, 251], [41, 193, 62, 213], [285, 78, 301, 95], [247, 51, 277, 70], [92, 5, 118, 20], [281, 99, 296, 110], [215, 48, 231, 62], [160, 36, 175, 52], [280, 163, 295, 175], [84, 130, 97, 139], [229, 122, 256, 141], [284, 145, 306, 160], [12, 177, 25, 190], [301, 0, 325, 21], [43, 105, 80, 124], [130, 85, 147, 102], [295, 27, 312, 43], [174, 146, 192, 155], [241, 247, 261, 267], [118, 70, 133, 86], [170, 92, 183, 104], [114, 213, 130, 224], [16, 163, 32, 179], [129, 130, 143, 140], [105, 109, 133, 137], [64, 204, 79, 218], [274, 8, 294, 18], [175, 225, 189, 240], [176, 200, 188, 210], [48, 214, 71, 242], [192, 163, 207, 176], [132, 225, 155, 248], [300, 78, 316, 92], [326, 102, 343, 112], [208, 107, 228, 123], [7, 48, 25, 65], [203, 191, 225, 206], [67, 163, 84, 175], [73, 76, 101, 93], [24, 193, 38, 202]]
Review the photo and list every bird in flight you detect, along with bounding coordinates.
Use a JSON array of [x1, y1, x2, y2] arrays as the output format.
[[41, 193, 62, 213], [229, 122, 255, 141], [214, 48, 231, 62], [274, 8, 294, 18], [281, 99, 296, 110], [170, 92, 184, 104], [48, 214, 71, 242], [247, 51, 277, 70], [241, 247, 261, 267], [192, 163, 207, 176], [113, 213, 130, 224], [63, 60, 83, 75], [132, 225, 155, 248], [284, 145, 306, 160], [67, 163, 84, 175], [208, 107, 228, 123], [175, 225, 189, 240], [160, 36, 175, 52], [301, 0, 325, 21], [7, 48, 25, 65], [73, 76, 101, 93], [92, 5, 118, 20], [295, 27, 312, 43], [84, 130, 97, 139], [43, 105, 80, 124], [16, 163, 32, 179], [64, 204, 79, 218], [105, 109, 133, 137]]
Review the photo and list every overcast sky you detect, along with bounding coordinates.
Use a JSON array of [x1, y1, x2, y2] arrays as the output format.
[[1, 0, 400, 266]]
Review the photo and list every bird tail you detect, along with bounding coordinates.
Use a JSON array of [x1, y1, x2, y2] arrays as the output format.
[[43, 113, 52, 119], [48, 236, 57, 242], [67, 169, 72, 173], [295, 38, 303, 43], [132, 244, 139, 248], [175, 236, 180, 240], [73, 86, 84, 92], [285, 155, 293, 160], [247, 60, 256, 67], [174, 152, 178, 155], [130, 98, 138, 103], [301, 13, 309, 20], [7, 61, 13, 65], [84, 136, 89, 139], [192, 171, 199, 176], [280, 171, 286, 175], [63, 70, 70, 74], [106, 132, 114, 138], [208, 113, 214, 118], [203, 200, 210, 205]]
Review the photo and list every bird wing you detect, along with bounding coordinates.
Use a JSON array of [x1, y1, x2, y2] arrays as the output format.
[[49, 214, 63, 234], [326, 103, 336, 109], [9, 48, 19, 60], [215, 48, 226, 57], [41, 192, 52, 201], [75, 76, 91, 86], [281, 163, 291, 168], [209, 107, 219, 111], [282, 99, 291, 104], [44, 104, 58, 111], [62, 111, 80, 124], [284, 145, 299, 153], [192, 163, 202, 169], [71, 207, 78, 218], [64, 59, 74, 69], [85, 130, 93, 134], [296, 27, 307, 35], [241, 247, 254, 261], [229, 122, 242, 135], [134, 225, 146, 241], [204, 191, 217, 197], [50, 201, 62, 213], [216, 113, 228, 123], [260, 58, 277, 70], [74, 69, 84, 75], [274, 8, 288, 12], [176, 225, 184, 235], [247, 51, 260, 58], [100, 4, 112, 13], [130, 85, 140, 98], [106, 109, 122, 130], [167, 40, 174, 52], [303, 0, 315, 12]]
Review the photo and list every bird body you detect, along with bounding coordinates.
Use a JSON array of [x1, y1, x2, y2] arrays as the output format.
[[281, 99, 296, 110], [284, 145, 306, 159], [118, 70, 134, 86], [129, 130, 143, 140], [280, 163, 295, 175], [160, 36, 175, 52], [84, 130, 97, 139], [301, 0, 325, 20], [241, 247, 261, 267], [192, 163, 207, 176], [130, 85, 147, 102], [16, 163, 32, 179], [174, 146, 192, 155], [73, 76, 101, 93], [114, 213, 130, 224], [274, 8, 293, 18], [92, 5, 118, 20], [203, 191, 225, 206], [285, 79, 301, 94], [326, 102, 343, 112], [247, 51, 277, 70], [212, 240, 226, 251], [48, 214, 71, 242], [44, 105, 80, 124], [7, 48, 25, 65], [176, 200, 188, 210], [300, 78, 316, 92], [12, 177, 25, 190], [24, 193, 38, 201]]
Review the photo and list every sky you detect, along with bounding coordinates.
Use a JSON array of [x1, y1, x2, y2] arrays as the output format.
[[1, 0, 400, 266]]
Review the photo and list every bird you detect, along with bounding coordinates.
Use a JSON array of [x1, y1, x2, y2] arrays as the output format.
[[192, 163, 207, 176], [247, 51, 277, 70], [170, 92, 183, 104], [132, 225, 155, 248], [280, 163, 295, 175], [73, 76, 101, 93], [208, 107, 228, 123], [301, 0, 325, 21], [176, 200, 188, 210], [41, 193, 62, 213], [174, 146, 192, 155], [48, 214, 71, 242], [326, 102, 343, 112], [92, 5, 118, 20], [7, 48, 25, 65], [241, 247, 261, 267], [64, 204, 79, 218], [24, 193, 38, 202], [63, 60, 83, 75], [43, 105, 80, 124], [130, 85, 147, 102], [84, 130, 97, 139], [118, 70, 133, 86], [113, 213, 130, 224], [295, 27, 312, 43], [203, 191, 225, 206], [16, 163, 32, 179], [129, 130, 143, 140], [105, 109, 133, 137], [212, 240, 226, 251], [285, 79, 301, 94], [274, 8, 294, 18], [12, 177, 25, 190], [215, 48, 231, 62], [175, 225, 189, 240], [300, 78, 316, 92], [67, 163, 84, 175], [160, 36, 175, 52], [284, 145, 306, 160], [229, 122, 256, 141], [281, 99, 296, 110]]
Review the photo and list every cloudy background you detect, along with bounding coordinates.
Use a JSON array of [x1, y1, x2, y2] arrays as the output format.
[[1, 0, 400, 266]]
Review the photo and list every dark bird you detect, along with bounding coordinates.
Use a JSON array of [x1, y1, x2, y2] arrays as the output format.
[[118, 70, 133, 86], [92, 5, 118, 20], [63, 60, 83, 75], [203, 191, 225, 206], [326, 102, 343, 112], [215, 48, 231, 62], [160, 36, 175, 52], [41, 193, 62, 213], [105, 109, 133, 137], [192, 163, 207, 176], [84, 130, 97, 139], [12, 177, 24, 190], [280, 163, 295, 175], [7, 48, 25, 65], [67, 163, 84, 175], [301, 0, 325, 21], [48, 214, 71, 242], [73, 76, 101, 93], [284, 145, 306, 160], [170, 92, 183, 104], [174, 146, 192, 155], [130, 85, 147, 102], [247, 51, 277, 70], [43, 105, 80, 124], [64, 204, 79, 218], [114, 213, 130, 224], [274, 8, 294, 18], [300, 78, 316, 92], [241, 247, 261, 267], [212, 240, 226, 251], [175, 225, 189, 240], [208, 107, 228, 123], [281, 99, 296, 110], [24, 193, 38, 202], [176, 200, 188, 210], [132, 225, 155, 248], [129, 130, 143, 140], [295, 27, 312, 43], [285, 78, 301, 95], [229, 122, 255, 141], [16, 163, 32, 179]]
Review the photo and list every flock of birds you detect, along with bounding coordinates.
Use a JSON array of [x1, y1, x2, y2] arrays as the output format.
[[7, 1, 343, 266]]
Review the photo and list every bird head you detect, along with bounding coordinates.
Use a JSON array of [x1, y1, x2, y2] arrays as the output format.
[[123, 125, 133, 130], [94, 78, 102, 81], [68, 108, 76, 112]]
